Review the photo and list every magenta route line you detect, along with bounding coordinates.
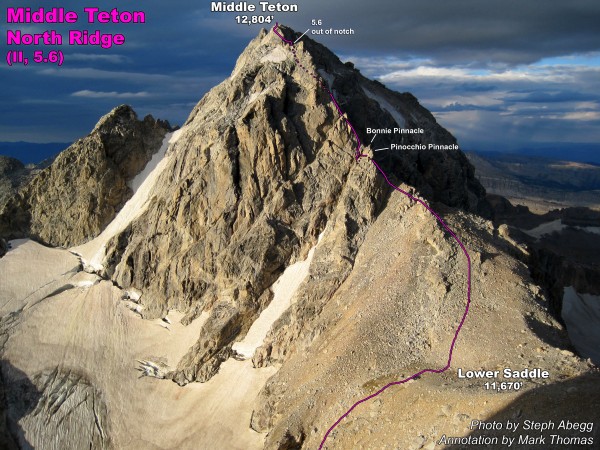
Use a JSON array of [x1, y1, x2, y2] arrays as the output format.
[[272, 23, 472, 450], [273, 23, 364, 161]]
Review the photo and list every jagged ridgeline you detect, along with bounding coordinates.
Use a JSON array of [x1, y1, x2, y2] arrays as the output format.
[[0, 106, 172, 247], [2, 26, 598, 450], [1, 26, 486, 384], [104, 27, 488, 383]]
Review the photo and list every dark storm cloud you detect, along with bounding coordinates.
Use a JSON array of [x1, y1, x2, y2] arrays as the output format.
[[1, 0, 250, 141], [282, 0, 600, 67], [1, 0, 600, 153]]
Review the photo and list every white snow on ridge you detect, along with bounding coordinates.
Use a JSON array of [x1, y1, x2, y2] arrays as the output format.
[[582, 226, 600, 235], [232, 233, 324, 359], [129, 135, 171, 192], [362, 86, 407, 128], [72, 129, 184, 270], [318, 69, 334, 88], [522, 220, 600, 240], [260, 46, 287, 63], [562, 287, 600, 365], [247, 86, 272, 104], [521, 219, 563, 239]]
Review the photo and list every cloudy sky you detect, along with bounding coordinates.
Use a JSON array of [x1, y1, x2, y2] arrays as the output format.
[[2, 0, 599, 157]]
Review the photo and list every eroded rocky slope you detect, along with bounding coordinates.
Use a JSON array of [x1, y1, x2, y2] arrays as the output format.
[[0, 157, 32, 212], [0, 106, 171, 247]]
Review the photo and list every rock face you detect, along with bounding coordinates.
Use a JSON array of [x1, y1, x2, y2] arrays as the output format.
[[0, 105, 171, 247], [1, 26, 599, 450], [0, 157, 27, 213], [0, 156, 55, 259], [95, 26, 488, 384]]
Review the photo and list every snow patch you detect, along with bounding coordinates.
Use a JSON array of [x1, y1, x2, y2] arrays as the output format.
[[581, 226, 600, 235], [129, 134, 173, 192], [70, 272, 101, 289], [72, 129, 184, 270], [123, 288, 142, 302], [247, 86, 271, 104], [318, 69, 334, 88], [522, 220, 600, 239], [248, 92, 261, 103], [233, 233, 323, 359], [522, 219, 564, 239], [260, 47, 287, 63], [562, 286, 600, 364], [362, 86, 407, 128]]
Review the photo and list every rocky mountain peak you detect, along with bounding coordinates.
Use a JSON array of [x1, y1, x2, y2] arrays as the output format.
[[2, 25, 488, 385], [83, 26, 489, 385], [93, 104, 171, 139], [0, 105, 172, 247], [222, 26, 487, 211], [94, 104, 138, 129]]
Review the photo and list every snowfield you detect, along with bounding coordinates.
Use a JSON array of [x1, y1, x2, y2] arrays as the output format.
[[562, 286, 600, 364], [233, 233, 323, 359], [362, 86, 407, 128], [72, 129, 183, 271]]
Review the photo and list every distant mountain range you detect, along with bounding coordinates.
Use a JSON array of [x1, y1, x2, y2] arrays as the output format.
[[468, 143, 600, 165], [0, 141, 70, 165], [467, 151, 600, 212]]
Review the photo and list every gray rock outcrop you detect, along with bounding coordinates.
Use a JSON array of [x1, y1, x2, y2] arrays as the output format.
[[0, 105, 171, 247]]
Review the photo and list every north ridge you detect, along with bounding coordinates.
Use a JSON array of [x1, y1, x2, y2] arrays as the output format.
[[7, 30, 125, 49]]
